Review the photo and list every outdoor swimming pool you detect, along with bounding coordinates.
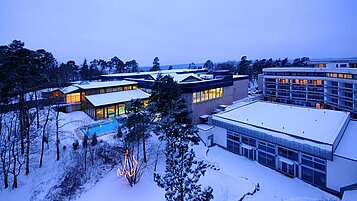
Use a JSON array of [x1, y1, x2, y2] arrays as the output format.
[[80, 118, 120, 137]]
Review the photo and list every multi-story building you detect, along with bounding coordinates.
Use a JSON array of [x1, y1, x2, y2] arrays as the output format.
[[261, 60, 357, 118], [199, 101, 357, 196]]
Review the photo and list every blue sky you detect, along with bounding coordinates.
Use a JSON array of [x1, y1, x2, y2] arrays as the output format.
[[1, 0, 356, 66]]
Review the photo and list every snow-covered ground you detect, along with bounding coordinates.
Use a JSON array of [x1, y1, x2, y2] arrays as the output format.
[[0, 110, 340, 201], [76, 143, 339, 201]]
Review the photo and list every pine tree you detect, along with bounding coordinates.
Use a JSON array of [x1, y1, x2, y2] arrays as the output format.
[[149, 75, 181, 117], [203, 60, 214, 72], [124, 99, 151, 163], [79, 59, 89, 80], [154, 98, 214, 201], [150, 57, 161, 71]]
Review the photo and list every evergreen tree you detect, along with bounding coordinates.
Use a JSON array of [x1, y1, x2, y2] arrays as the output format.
[[238, 56, 251, 75], [154, 98, 214, 201], [203, 60, 214, 72], [188, 62, 197, 69], [124, 99, 151, 163], [149, 75, 181, 117], [168, 65, 173, 70], [281, 58, 290, 67], [79, 59, 89, 80], [150, 57, 161, 71]]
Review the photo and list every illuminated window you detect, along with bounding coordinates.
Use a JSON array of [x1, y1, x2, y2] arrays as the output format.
[[192, 87, 223, 103], [108, 106, 115, 118], [66, 93, 81, 103], [132, 85, 138, 89], [209, 88, 216, 99], [123, 86, 132, 91], [96, 108, 105, 119], [116, 104, 125, 115]]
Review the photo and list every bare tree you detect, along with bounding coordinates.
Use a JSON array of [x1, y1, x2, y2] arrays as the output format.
[[0, 113, 14, 189], [54, 105, 60, 161], [39, 106, 51, 168]]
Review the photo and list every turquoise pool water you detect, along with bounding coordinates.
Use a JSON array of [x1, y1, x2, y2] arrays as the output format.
[[81, 118, 120, 137]]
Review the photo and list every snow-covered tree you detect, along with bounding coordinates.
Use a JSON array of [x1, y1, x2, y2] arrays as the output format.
[[154, 98, 214, 201]]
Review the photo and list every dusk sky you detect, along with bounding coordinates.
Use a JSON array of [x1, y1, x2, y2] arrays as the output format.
[[1, 0, 357, 66]]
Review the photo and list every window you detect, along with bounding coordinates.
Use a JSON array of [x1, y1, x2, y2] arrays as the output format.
[[258, 151, 276, 169], [66, 93, 81, 103], [192, 87, 223, 103], [302, 154, 326, 171], [116, 104, 125, 115], [123, 86, 132, 91], [258, 141, 275, 154], [278, 147, 298, 161], [227, 131, 240, 142], [302, 167, 326, 188], [241, 135, 256, 147], [227, 140, 240, 155]]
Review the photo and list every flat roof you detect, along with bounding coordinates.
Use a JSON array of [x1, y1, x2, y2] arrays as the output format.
[[334, 120, 357, 161], [263, 67, 357, 74], [74, 80, 137, 90], [213, 102, 350, 145], [101, 69, 203, 77], [85, 89, 150, 107]]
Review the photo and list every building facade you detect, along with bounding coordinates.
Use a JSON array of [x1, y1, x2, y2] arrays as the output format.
[[199, 101, 357, 196], [102, 70, 249, 124], [262, 66, 357, 118]]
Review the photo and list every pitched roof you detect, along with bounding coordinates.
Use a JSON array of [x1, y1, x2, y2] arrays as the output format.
[[74, 80, 137, 90]]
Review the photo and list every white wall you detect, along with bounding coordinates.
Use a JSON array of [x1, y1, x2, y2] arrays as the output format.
[[327, 155, 357, 192], [212, 127, 227, 148]]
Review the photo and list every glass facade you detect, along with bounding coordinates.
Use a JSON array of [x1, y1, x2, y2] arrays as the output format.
[[66, 93, 81, 103], [193, 87, 223, 103], [225, 129, 327, 189]]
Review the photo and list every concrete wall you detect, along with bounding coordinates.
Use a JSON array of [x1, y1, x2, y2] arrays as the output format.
[[327, 155, 357, 192], [232, 79, 249, 101], [186, 86, 233, 124], [183, 79, 249, 124]]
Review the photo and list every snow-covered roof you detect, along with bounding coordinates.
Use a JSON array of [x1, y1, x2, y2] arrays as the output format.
[[334, 120, 357, 161], [342, 189, 357, 201], [213, 102, 350, 145], [74, 80, 137, 90], [60, 86, 79, 94], [85, 89, 150, 107], [101, 69, 203, 77], [263, 67, 357, 74], [196, 124, 214, 131], [162, 73, 202, 83]]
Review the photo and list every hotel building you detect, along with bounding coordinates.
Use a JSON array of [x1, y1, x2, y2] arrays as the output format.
[[261, 60, 357, 118]]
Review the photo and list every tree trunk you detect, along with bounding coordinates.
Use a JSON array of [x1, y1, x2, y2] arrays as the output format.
[[84, 149, 87, 171], [19, 94, 25, 155], [40, 107, 51, 168], [142, 130, 147, 163], [56, 108, 60, 161], [11, 142, 17, 188], [34, 90, 40, 129], [25, 116, 30, 175]]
